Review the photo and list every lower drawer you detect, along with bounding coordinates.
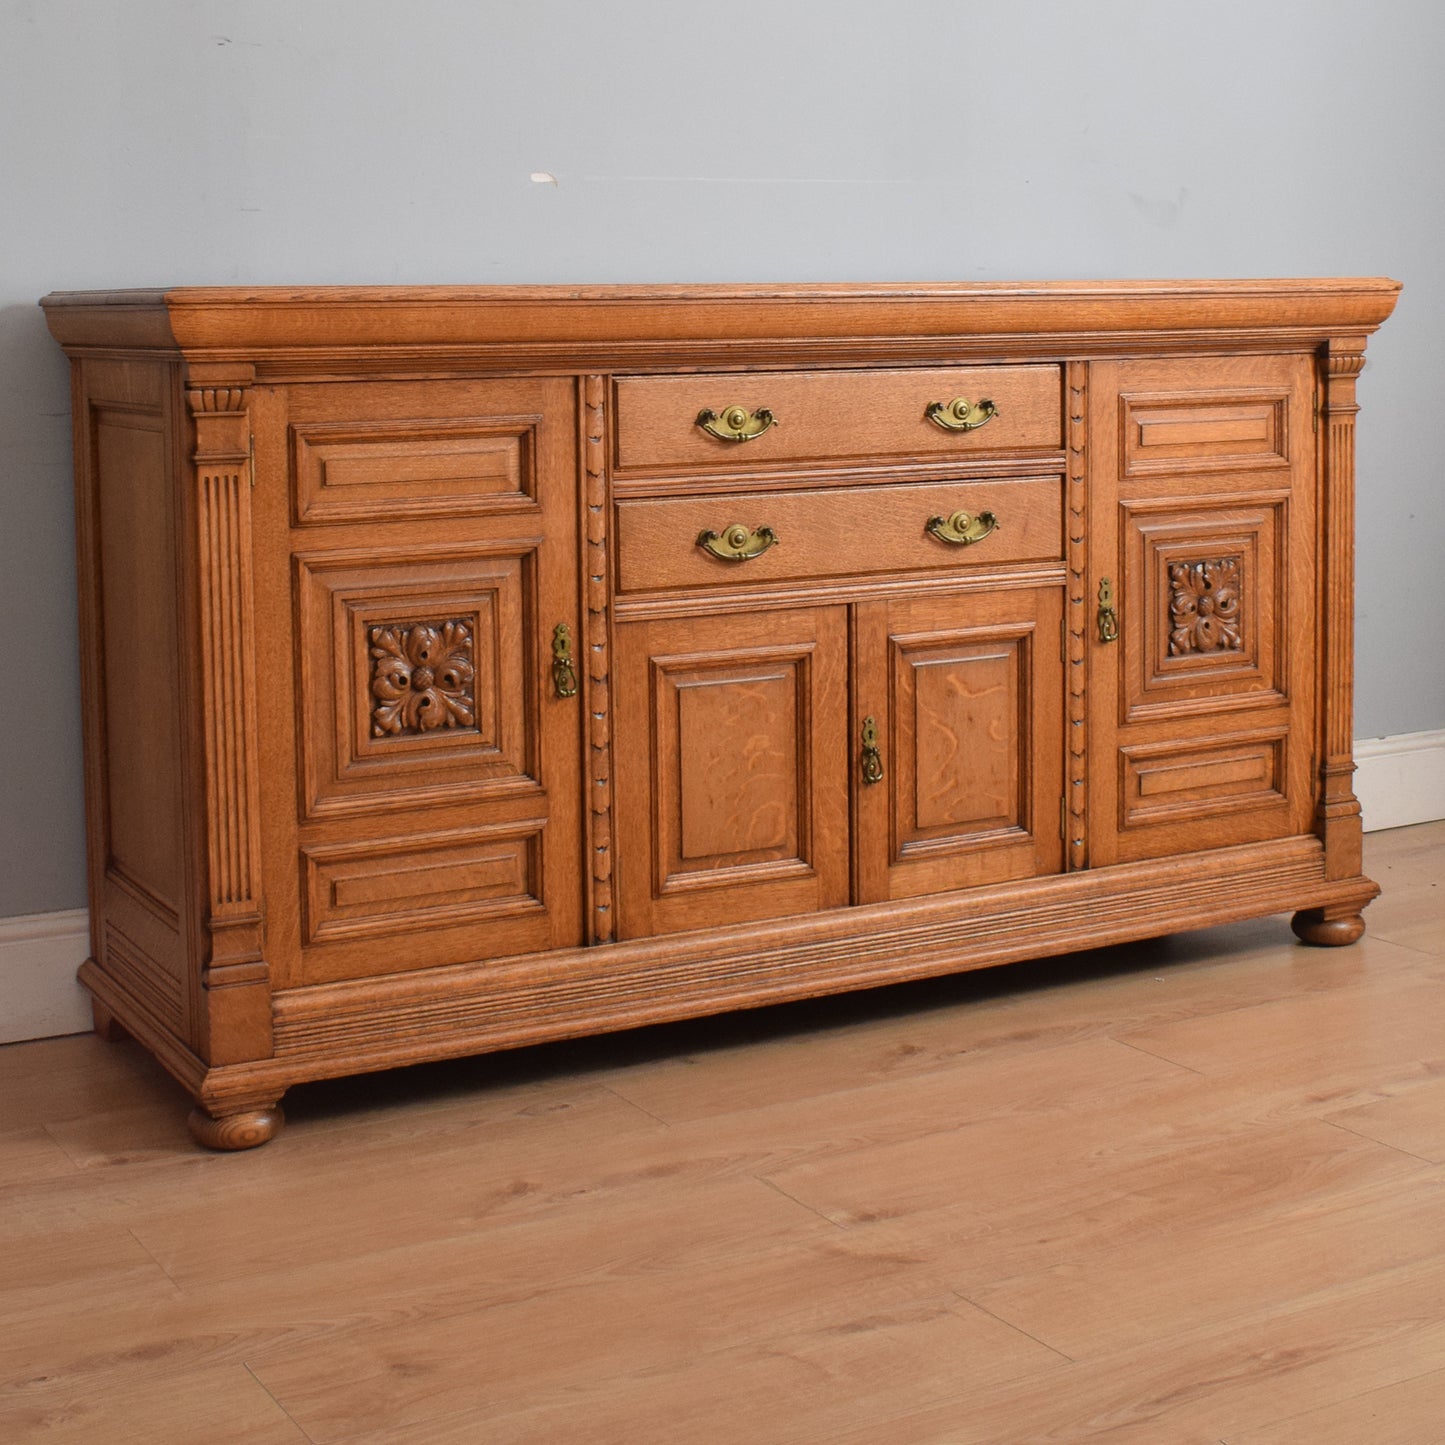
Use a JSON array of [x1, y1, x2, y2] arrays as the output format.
[[615, 477, 1063, 593]]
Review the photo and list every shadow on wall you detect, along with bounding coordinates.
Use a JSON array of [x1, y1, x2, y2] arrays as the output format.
[[0, 300, 87, 918]]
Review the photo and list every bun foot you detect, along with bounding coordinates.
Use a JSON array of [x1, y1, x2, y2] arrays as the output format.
[[187, 1104, 285, 1151], [1291, 908, 1366, 947]]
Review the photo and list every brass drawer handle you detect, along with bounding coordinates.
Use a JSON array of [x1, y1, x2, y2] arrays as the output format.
[[696, 524, 779, 562], [860, 716, 884, 785], [1097, 578, 1120, 643], [925, 509, 999, 547], [551, 622, 578, 697], [696, 405, 779, 443], [925, 397, 998, 432]]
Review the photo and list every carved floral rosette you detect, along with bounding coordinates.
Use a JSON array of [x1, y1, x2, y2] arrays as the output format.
[[1168, 559, 1242, 656], [369, 620, 476, 736]]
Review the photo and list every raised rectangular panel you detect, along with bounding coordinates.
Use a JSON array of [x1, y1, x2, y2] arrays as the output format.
[[1119, 498, 1287, 722], [302, 823, 543, 945], [854, 586, 1064, 904], [94, 407, 184, 924], [901, 640, 1022, 839], [653, 648, 814, 892], [292, 419, 535, 525], [1120, 733, 1287, 828], [614, 605, 850, 937], [673, 665, 799, 865], [1122, 391, 1290, 477], [294, 548, 537, 819]]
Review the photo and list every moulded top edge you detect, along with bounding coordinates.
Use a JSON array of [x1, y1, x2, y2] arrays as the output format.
[[38, 277, 1403, 353]]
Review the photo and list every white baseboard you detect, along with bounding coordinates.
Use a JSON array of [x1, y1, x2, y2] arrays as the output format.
[[1, 731, 1441, 1045], [1356, 728, 1445, 834], [0, 908, 92, 1045]]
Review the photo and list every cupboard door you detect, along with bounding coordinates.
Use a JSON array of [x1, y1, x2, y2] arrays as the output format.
[[1087, 356, 1318, 866], [854, 586, 1065, 903], [250, 377, 585, 985], [613, 606, 850, 938]]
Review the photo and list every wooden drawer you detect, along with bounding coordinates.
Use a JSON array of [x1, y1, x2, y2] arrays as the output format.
[[614, 365, 1062, 471], [616, 477, 1063, 593]]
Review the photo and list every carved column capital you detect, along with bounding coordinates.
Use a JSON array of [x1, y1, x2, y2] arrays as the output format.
[[185, 365, 253, 467], [1323, 343, 1367, 380]]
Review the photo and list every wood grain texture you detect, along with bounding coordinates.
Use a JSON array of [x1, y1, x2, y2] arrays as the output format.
[[853, 585, 1065, 903], [613, 364, 1062, 471], [614, 476, 1063, 593], [38, 281, 1396, 1147], [0, 823, 1439, 1443], [1086, 354, 1319, 869]]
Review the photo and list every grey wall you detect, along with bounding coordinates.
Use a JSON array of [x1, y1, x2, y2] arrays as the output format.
[[2, 0, 1442, 919]]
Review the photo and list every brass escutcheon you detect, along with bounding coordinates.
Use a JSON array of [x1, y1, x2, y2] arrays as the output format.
[[860, 715, 884, 785], [551, 621, 578, 697], [1097, 578, 1120, 644]]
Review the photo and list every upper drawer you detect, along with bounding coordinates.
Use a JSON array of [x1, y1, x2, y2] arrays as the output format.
[[616, 477, 1063, 594], [614, 365, 1063, 472]]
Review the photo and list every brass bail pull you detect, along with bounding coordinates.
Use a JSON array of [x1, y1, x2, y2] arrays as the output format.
[[925, 397, 998, 432], [1097, 578, 1120, 644], [696, 524, 779, 562], [696, 406, 779, 443], [551, 622, 578, 697], [860, 715, 884, 785], [925, 509, 999, 547]]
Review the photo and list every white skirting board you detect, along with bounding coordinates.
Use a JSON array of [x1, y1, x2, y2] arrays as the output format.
[[2, 731, 1442, 1044], [0, 908, 92, 1045], [1353, 728, 1445, 835]]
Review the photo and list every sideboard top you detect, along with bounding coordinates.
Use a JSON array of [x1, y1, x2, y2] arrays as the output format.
[[40, 277, 1401, 365]]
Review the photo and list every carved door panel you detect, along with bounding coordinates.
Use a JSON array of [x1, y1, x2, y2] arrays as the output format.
[[613, 605, 850, 938], [1087, 355, 1318, 866], [854, 586, 1065, 903], [250, 378, 584, 986]]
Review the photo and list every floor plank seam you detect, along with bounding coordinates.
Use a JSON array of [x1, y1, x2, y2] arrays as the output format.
[[753, 1173, 849, 1229], [1317, 1115, 1439, 1165], [244, 1360, 318, 1443], [1366, 921, 1445, 951], [35, 1121, 90, 1174], [1106, 1034, 1209, 1075], [947, 1289, 1077, 1365], [1227, 1359, 1445, 1441], [597, 1081, 674, 1125], [125, 1226, 186, 1298]]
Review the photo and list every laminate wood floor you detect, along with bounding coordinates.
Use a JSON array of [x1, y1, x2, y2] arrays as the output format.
[[2, 823, 1442, 1443]]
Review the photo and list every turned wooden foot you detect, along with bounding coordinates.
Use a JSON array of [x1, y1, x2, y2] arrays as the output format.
[[91, 998, 130, 1042], [187, 1104, 285, 1151], [1291, 907, 1367, 947]]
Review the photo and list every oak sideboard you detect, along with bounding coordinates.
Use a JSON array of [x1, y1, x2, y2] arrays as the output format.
[[41, 279, 1400, 1148]]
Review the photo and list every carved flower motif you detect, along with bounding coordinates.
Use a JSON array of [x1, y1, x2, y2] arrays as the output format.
[[370, 621, 475, 736], [1168, 559, 1242, 656]]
